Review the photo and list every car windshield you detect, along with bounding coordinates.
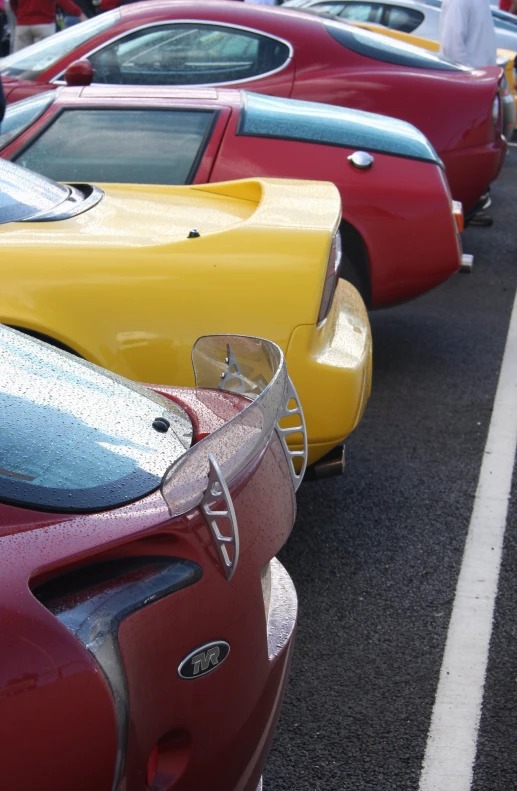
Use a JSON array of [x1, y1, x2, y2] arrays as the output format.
[[0, 11, 120, 80], [325, 19, 468, 70], [0, 326, 193, 512], [0, 91, 56, 150], [0, 158, 70, 223]]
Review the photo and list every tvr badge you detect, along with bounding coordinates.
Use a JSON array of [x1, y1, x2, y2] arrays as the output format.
[[178, 641, 230, 680]]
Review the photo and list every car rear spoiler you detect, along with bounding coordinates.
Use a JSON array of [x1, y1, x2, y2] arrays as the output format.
[[161, 336, 307, 580]]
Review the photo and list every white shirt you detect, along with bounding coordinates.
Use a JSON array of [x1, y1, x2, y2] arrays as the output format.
[[440, 0, 497, 68]]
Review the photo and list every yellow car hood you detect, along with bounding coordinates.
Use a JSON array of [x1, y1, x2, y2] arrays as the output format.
[[0, 176, 373, 465], [1, 178, 340, 248]]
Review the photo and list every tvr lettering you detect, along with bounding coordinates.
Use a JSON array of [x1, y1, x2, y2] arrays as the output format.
[[191, 646, 220, 675]]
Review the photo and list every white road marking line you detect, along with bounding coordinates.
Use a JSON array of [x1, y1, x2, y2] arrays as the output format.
[[418, 289, 517, 791], [507, 142, 517, 148]]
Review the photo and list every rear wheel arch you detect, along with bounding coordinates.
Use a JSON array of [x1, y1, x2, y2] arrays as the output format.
[[338, 219, 372, 308]]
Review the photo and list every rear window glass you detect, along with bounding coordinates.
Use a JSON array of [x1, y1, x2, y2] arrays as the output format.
[[13, 108, 215, 185], [0, 90, 55, 150], [325, 19, 466, 70], [385, 5, 424, 33], [0, 11, 119, 80], [0, 327, 192, 512]]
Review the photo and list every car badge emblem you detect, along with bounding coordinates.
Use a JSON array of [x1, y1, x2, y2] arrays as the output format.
[[200, 454, 240, 582], [178, 641, 230, 679]]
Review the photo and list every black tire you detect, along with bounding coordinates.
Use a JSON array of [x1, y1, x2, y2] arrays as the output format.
[[338, 221, 371, 307]]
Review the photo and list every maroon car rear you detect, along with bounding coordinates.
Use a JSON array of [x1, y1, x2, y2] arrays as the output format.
[[0, 332, 303, 791]]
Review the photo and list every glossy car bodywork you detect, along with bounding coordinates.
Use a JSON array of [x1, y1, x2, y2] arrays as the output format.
[[0, 327, 302, 791], [297, 10, 517, 138], [361, 24, 517, 139], [0, 86, 462, 308], [0, 0, 507, 212], [0, 159, 372, 467]]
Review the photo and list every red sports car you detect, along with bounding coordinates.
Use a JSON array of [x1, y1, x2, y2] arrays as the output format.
[[0, 0, 507, 213], [0, 327, 303, 791], [0, 85, 465, 308]]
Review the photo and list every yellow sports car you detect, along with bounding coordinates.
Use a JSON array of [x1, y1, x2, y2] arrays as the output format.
[[350, 21, 517, 139], [0, 159, 372, 472]]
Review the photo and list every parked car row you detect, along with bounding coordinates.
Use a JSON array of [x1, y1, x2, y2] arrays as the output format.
[[0, 1, 510, 789]]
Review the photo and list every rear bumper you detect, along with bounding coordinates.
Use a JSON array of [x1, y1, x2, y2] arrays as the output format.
[[117, 551, 297, 791], [241, 558, 298, 791], [285, 279, 372, 465], [442, 138, 507, 213]]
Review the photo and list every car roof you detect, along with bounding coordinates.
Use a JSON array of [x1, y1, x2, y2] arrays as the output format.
[[76, 85, 236, 102], [305, 0, 435, 10], [118, 0, 307, 21]]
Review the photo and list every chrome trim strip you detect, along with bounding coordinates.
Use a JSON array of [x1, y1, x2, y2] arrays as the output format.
[[52, 19, 293, 88], [200, 454, 240, 581]]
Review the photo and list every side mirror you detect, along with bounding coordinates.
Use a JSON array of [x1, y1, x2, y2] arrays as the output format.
[[64, 59, 94, 87]]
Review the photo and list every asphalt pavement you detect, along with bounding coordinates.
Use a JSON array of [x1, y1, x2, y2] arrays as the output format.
[[265, 147, 517, 791]]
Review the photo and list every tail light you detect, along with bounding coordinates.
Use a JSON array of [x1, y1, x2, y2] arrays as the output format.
[[492, 92, 502, 130], [500, 73, 511, 98], [452, 200, 464, 233], [318, 231, 342, 324], [33, 555, 202, 791]]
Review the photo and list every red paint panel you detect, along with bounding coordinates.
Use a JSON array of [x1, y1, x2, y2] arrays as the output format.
[[211, 116, 461, 308]]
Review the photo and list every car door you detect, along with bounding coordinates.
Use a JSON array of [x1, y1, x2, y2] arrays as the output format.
[[84, 22, 295, 97], [6, 100, 232, 186]]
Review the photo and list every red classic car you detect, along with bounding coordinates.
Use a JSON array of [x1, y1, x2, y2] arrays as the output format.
[[0, 327, 303, 791], [0, 86, 465, 308], [0, 0, 507, 213]]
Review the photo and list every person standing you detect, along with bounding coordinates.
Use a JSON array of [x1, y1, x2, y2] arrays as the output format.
[[440, 0, 497, 68], [5, 0, 16, 50], [10, 0, 86, 51], [0, 78, 5, 123]]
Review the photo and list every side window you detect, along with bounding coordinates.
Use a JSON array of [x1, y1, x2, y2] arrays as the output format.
[[88, 23, 290, 86], [311, 3, 347, 14], [339, 3, 384, 23], [13, 108, 215, 185], [384, 6, 424, 33]]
